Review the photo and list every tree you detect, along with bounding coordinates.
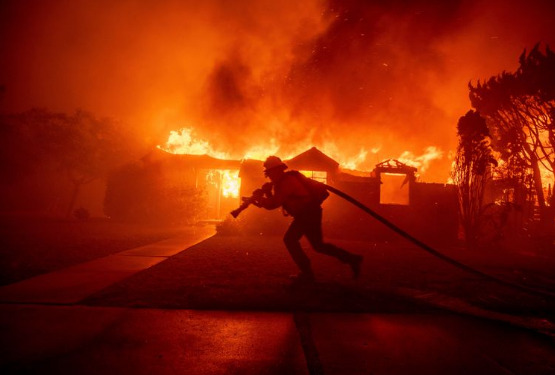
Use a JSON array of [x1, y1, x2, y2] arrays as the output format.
[[51, 110, 133, 217], [452, 110, 496, 246], [469, 44, 555, 232], [104, 162, 207, 224], [0, 109, 137, 216]]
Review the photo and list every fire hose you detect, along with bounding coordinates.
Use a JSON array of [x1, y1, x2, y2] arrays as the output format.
[[323, 184, 555, 300], [231, 184, 555, 299]]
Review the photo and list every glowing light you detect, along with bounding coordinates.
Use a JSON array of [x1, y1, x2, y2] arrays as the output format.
[[158, 127, 229, 159], [159, 129, 241, 199], [205, 170, 240, 199], [320, 142, 376, 171], [341, 150, 368, 170], [243, 138, 280, 161], [221, 170, 240, 198], [300, 170, 327, 184], [160, 126, 446, 188], [397, 146, 443, 173]]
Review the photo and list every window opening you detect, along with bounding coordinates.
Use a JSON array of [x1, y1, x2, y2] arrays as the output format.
[[380, 173, 409, 205], [300, 170, 327, 184]]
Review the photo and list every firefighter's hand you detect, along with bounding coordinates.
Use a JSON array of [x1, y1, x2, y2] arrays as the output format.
[[250, 190, 263, 207]]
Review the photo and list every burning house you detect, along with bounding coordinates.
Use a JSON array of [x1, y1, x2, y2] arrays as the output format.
[[104, 148, 243, 223], [106, 145, 457, 243]]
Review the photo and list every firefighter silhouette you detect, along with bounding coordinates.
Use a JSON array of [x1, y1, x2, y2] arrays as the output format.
[[252, 156, 363, 284]]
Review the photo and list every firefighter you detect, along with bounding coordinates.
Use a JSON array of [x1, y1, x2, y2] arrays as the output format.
[[253, 156, 363, 284]]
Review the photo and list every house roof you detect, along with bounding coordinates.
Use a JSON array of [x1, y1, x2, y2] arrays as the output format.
[[374, 159, 417, 175], [145, 147, 241, 170], [238, 159, 263, 178], [173, 154, 242, 170], [285, 147, 340, 172]]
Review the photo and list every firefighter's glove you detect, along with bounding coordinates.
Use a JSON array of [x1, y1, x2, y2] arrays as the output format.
[[251, 189, 264, 205]]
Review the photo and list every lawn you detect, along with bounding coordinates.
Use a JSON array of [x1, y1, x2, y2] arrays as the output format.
[[2, 213, 554, 331], [83, 233, 555, 321], [0, 215, 195, 286]]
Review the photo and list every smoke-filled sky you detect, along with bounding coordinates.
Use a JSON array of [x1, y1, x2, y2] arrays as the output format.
[[1, 0, 554, 181]]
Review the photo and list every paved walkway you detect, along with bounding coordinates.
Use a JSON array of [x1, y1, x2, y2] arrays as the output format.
[[0, 225, 215, 304]]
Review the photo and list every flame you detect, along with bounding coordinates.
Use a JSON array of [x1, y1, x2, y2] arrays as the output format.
[[221, 170, 240, 198], [320, 143, 382, 171], [158, 128, 241, 198], [158, 127, 230, 159], [243, 138, 281, 161], [160, 127, 285, 162], [205, 169, 241, 199], [397, 146, 443, 173], [159, 127, 446, 194], [159, 127, 445, 174], [339, 150, 368, 169]]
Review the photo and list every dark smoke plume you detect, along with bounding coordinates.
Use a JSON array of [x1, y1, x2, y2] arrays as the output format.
[[1, 0, 554, 180]]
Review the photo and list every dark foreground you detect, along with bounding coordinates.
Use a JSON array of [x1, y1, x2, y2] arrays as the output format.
[[1, 230, 555, 374], [2, 305, 554, 375]]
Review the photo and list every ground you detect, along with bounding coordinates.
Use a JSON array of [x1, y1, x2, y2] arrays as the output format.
[[83, 233, 555, 326], [1, 216, 554, 320], [1, 217, 555, 373]]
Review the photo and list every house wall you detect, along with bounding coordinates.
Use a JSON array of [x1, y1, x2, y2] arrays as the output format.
[[325, 180, 458, 243], [237, 158, 458, 243]]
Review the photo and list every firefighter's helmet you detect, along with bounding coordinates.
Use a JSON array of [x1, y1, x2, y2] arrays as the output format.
[[263, 156, 287, 173]]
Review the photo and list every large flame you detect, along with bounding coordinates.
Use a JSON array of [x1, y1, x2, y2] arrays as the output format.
[[159, 128, 241, 198], [205, 169, 240, 199], [159, 128, 230, 160], [159, 123, 553, 210], [221, 170, 240, 198], [397, 147, 444, 174], [159, 127, 445, 180]]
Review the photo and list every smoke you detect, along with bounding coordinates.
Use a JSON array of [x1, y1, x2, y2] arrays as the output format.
[[1, 0, 554, 181]]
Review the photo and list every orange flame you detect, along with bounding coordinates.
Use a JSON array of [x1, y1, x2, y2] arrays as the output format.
[[159, 127, 446, 191], [159, 128, 240, 197], [397, 146, 443, 173], [243, 138, 281, 161], [158, 127, 230, 159], [221, 170, 240, 198]]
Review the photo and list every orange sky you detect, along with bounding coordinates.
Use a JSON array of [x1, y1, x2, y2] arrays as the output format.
[[1, 0, 554, 181]]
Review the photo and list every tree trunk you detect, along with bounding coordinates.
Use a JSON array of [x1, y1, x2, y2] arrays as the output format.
[[529, 156, 553, 234]]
